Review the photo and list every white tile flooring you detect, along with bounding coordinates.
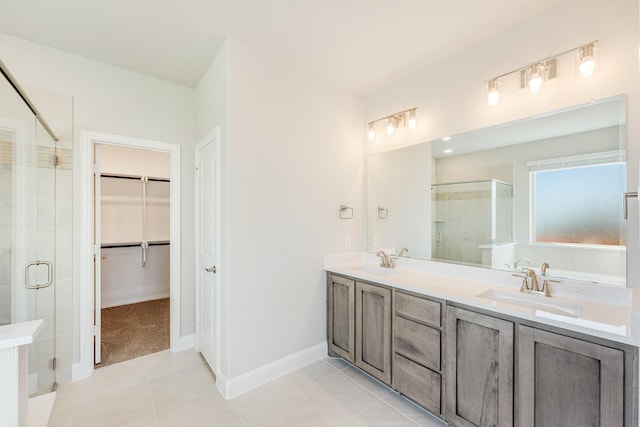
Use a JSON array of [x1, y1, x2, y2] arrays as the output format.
[[48, 349, 447, 427]]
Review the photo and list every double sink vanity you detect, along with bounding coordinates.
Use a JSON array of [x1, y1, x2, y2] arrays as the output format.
[[325, 253, 639, 426], [342, 95, 638, 426]]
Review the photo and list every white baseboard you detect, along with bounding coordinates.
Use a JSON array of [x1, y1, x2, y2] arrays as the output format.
[[217, 341, 328, 400], [101, 293, 170, 309], [172, 333, 195, 352]]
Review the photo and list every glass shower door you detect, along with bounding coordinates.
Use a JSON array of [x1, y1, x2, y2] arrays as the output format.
[[0, 75, 58, 395]]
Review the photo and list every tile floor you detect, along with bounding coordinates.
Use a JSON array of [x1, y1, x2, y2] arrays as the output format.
[[48, 349, 447, 427]]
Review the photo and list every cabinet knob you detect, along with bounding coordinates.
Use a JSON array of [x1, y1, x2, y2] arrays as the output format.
[[204, 266, 216, 273]]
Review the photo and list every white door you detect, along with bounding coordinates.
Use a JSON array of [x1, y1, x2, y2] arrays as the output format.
[[196, 129, 219, 371]]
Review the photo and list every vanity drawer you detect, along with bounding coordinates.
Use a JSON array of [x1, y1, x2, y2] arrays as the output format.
[[394, 315, 441, 371], [395, 291, 441, 327], [394, 353, 441, 415]]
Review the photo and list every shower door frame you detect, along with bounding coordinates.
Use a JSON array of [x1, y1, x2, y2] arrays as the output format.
[[1, 114, 59, 394]]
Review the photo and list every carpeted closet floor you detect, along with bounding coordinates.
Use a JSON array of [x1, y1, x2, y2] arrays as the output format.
[[96, 298, 170, 368]]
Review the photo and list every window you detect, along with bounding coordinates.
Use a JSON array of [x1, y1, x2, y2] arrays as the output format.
[[532, 162, 626, 246]]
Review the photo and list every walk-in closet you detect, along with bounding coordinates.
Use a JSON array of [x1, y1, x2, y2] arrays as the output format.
[[95, 144, 170, 367]]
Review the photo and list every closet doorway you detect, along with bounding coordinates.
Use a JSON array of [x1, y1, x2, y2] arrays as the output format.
[[94, 144, 171, 367], [77, 131, 182, 379]]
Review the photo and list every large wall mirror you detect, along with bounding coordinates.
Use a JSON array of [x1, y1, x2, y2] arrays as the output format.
[[367, 95, 627, 286]]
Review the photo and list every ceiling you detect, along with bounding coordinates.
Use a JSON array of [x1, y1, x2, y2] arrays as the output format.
[[0, 0, 562, 94]]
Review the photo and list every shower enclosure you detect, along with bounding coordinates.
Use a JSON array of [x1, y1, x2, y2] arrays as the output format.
[[432, 179, 513, 266], [0, 59, 72, 396]]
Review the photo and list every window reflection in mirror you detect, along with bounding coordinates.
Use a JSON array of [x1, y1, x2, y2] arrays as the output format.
[[367, 95, 627, 286]]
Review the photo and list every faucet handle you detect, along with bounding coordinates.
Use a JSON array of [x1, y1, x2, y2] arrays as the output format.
[[388, 256, 398, 268], [512, 273, 528, 292], [541, 278, 561, 297]]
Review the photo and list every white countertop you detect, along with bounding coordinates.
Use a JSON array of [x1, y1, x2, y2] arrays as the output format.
[[325, 253, 640, 347], [0, 319, 44, 350]]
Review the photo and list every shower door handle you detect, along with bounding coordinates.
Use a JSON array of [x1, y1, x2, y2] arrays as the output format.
[[623, 191, 638, 220], [24, 260, 54, 289]]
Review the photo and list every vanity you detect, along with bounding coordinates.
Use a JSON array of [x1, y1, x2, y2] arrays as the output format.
[[325, 255, 639, 426], [341, 94, 639, 425]]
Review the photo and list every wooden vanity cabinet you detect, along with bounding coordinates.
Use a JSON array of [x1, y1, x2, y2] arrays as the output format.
[[327, 274, 355, 362], [355, 281, 392, 384], [445, 305, 514, 427], [393, 291, 443, 416], [327, 274, 392, 385], [518, 325, 629, 427], [328, 273, 637, 426]]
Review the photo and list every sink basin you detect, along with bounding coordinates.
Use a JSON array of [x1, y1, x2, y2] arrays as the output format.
[[349, 264, 400, 276], [477, 288, 583, 318]]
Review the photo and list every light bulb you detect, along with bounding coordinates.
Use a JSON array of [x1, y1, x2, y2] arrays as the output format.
[[367, 124, 376, 141], [579, 56, 595, 78], [487, 80, 500, 106], [578, 44, 596, 79], [527, 64, 545, 94], [529, 75, 542, 93], [528, 67, 543, 94], [408, 110, 417, 130], [386, 117, 395, 136], [488, 89, 500, 106]]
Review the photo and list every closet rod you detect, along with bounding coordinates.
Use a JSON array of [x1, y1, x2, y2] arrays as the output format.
[[101, 173, 170, 183], [101, 241, 170, 249]]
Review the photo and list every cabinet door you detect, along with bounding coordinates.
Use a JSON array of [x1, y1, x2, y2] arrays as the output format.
[[518, 325, 625, 427], [327, 274, 355, 362], [355, 281, 392, 385], [445, 306, 514, 427]]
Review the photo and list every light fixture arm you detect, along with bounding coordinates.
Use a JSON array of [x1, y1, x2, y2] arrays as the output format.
[[367, 107, 417, 127]]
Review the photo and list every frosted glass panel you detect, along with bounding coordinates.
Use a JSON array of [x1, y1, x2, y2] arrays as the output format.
[[533, 163, 625, 246]]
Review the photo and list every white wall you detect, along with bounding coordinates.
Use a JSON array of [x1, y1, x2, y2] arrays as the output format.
[[99, 145, 171, 179], [367, 143, 431, 259], [227, 39, 363, 378], [0, 33, 196, 365], [196, 39, 364, 380], [363, 0, 640, 286]]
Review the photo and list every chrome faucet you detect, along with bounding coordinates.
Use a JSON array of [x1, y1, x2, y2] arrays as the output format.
[[376, 250, 393, 268], [398, 248, 409, 257]]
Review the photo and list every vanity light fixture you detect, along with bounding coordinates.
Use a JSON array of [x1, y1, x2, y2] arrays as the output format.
[[485, 41, 598, 105], [366, 108, 418, 141]]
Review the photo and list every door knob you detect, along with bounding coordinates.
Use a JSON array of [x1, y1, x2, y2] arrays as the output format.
[[204, 266, 216, 273]]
